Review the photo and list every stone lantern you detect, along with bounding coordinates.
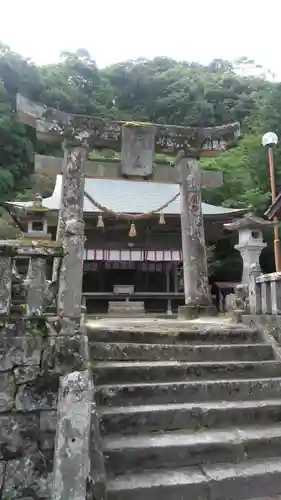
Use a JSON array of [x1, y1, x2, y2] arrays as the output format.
[[224, 212, 274, 284], [23, 193, 51, 241]]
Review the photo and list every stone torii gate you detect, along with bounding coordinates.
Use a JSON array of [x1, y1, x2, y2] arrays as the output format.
[[17, 94, 240, 319]]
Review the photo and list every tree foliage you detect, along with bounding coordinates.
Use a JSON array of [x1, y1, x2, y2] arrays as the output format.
[[0, 44, 280, 278], [0, 44, 279, 215]]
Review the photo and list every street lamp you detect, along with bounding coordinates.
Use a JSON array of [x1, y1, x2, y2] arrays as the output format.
[[262, 132, 281, 272]]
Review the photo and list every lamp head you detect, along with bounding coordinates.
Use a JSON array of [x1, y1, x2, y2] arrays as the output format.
[[262, 132, 278, 148]]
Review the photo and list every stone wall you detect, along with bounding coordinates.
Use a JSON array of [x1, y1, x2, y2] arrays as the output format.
[[0, 317, 87, 499]]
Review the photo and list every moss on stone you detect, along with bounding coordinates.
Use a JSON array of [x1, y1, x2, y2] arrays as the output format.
[[124, 121, 154, 127], [26, 206, 49, 213], [12, 238, 60, 249], [24, 317, 48, 338]]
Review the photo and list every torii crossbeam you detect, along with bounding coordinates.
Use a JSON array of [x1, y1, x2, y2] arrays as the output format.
[[17, 94, 240, 319]]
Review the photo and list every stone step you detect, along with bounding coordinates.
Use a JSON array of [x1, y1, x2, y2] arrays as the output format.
[[96, 378, 281, 407], [247, 497, 281, 500], [99, 399, 281, 435], [93, 361, 281, 384], [247, 497, 281, 499], [107, 457, 281, 500], [108, 301, 145, 316], [91, 342, 273, 362], [87, 326, 259, 345], [103, 425, 281, 475]]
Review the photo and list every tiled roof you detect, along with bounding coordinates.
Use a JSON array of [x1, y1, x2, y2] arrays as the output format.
[[10, 175, 243, 216]]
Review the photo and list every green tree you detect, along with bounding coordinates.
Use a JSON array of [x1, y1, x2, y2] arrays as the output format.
[[0, 43, 278, 215]]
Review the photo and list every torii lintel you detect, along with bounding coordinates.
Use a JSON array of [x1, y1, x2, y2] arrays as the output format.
[[16, 94, 241, 157]]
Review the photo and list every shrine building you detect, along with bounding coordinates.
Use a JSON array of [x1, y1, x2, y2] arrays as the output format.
[[10, 171, 242, 314]]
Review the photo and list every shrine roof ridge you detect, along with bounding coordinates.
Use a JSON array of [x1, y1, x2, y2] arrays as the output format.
[[16, 94, 241, 155]]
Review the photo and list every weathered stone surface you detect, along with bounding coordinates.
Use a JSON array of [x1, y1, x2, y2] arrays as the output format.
[[0, 256, 12, 315], [243, 314, 281, 353], [93, 316, 281, 500], [26, 256, 47, 314], [0, 320, 26, 337], [224, 213, 270, 285], [42, 333, 87, 374], [106, 459, 281, 500], [107, 465, 209, 500], [96, 378, 281, 407], [0, 371, 14, 412], [40, 410, 58, 432], [88, 398, 107, 500], [100, 400, 281, 436], [178, 157, 213, 315], [39, 410, 57, 454], [0, 414, 39, 460], [52, 370, 94, 500], [0, 204, 89, 499], [90, 341, 272, 362], [39, 432, 55, 453], [17, 93, 241, 155], [121, 124, 156, 178], [0, 336, 42, 372], [56, 142, 88, 322], [87, 319, 260, 344], [3, 454, 53, 498], [15, 374, 58, 411], [178, 303, 216, 319], [14, 365, 40, 384], [203, 458, 281, 500], [93, 360, 281, 385], [108, 301, 145, 316], [0, 460, 5, 490], [104, 425, 281, 475]]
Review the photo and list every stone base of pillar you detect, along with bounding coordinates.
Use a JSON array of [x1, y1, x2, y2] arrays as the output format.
[[178, 303, 217, 320]]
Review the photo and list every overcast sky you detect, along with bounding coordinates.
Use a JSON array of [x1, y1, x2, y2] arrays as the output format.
[[1, 0, 280, 77]]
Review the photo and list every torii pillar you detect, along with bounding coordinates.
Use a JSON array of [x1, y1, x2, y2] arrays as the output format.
[[177, 154, 213, 318], [16, 94, 240, 320]]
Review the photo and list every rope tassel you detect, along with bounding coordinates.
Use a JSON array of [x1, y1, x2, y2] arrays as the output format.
[[129, 222, 137, 237], [159, 211, 166, 225], [97, 214, 104, 228]]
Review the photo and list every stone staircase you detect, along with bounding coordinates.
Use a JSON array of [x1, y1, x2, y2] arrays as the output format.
[[88, 321, 281, 500]]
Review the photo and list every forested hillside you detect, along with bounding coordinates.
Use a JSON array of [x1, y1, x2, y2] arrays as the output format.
[[0, 42, 280, 214]]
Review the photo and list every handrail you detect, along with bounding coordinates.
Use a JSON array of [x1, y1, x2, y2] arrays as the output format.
[[249, 270, 281, 315]]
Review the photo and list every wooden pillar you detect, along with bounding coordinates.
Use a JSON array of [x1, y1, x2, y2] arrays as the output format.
[[177, 156, 214, 319], [173, 264, 179, 293], [100, 263, 104, 292], [219, 289, 223, 313], [166, 263, 172, 315], [145, 264, 149, 290], [57, 139, 89, 328]]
